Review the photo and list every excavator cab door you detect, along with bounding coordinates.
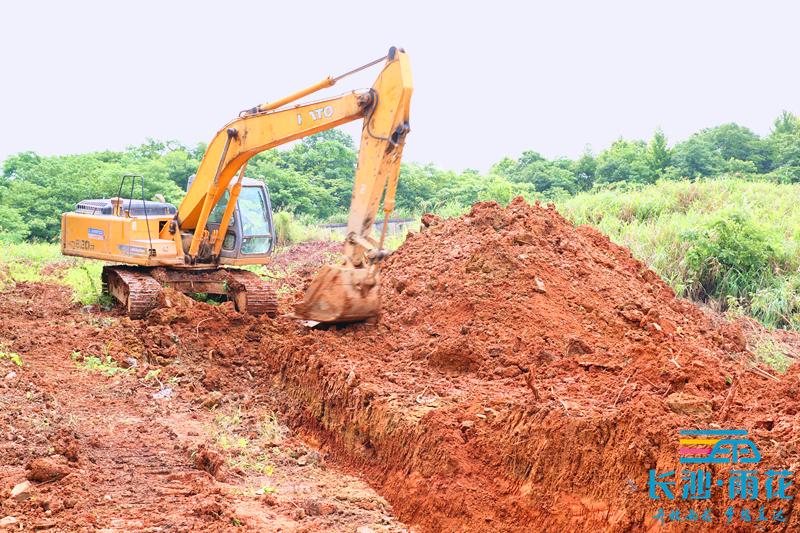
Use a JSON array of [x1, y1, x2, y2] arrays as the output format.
[[213, 178, 275, 265]]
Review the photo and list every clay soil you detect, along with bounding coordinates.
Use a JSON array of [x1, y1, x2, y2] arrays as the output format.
[[2, 198, 800, 532]]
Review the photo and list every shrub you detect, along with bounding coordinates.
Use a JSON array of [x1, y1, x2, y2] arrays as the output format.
[[681, 211, 781, 305]]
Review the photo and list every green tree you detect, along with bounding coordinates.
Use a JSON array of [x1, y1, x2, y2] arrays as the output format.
[[572, 149, 596, 191], [280, 130, 357, 211], [504, 150, 580, 195], [766, 111, 800, 181], [647, 128, 670, 175], [669, 136, 721, 178], [595, 140, 656, 185], [701, 123, 769, 172]]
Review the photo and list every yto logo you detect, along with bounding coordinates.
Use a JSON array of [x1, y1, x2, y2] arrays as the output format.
[[679, 429, 761, 465]]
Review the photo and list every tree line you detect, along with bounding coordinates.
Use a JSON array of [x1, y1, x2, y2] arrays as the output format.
[[2, 111, 800, 242]]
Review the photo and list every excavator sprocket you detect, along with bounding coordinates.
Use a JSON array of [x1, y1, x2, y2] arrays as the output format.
[[102, 266, 163, 320]]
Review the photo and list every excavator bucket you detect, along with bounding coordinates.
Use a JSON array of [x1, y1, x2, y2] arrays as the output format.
[[295, 265, 381, 323]]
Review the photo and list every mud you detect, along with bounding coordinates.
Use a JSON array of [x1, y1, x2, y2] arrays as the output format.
[[2, 198, 800, 532]]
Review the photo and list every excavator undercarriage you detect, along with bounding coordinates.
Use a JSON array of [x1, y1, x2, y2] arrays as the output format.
[[102, 266, 278, 319]]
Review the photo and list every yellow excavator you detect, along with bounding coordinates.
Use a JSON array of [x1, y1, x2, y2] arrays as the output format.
[[61, 47, 412, 323]]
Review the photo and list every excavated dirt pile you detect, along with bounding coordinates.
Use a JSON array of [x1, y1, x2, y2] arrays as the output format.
[[261, 198, 800, 532]]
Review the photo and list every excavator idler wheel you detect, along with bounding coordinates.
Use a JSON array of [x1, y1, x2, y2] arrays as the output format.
[[295, 265, 381, 323], [225, 269, 279, 317]]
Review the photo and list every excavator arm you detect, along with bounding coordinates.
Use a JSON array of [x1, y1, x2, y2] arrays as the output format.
[[164, 47, 412, 322]]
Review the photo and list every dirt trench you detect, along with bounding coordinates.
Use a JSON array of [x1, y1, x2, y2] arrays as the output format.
[[3, 199, 800, 532]]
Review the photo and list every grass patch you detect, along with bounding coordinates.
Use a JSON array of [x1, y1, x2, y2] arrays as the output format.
[[561, 178, 800, 329], [273, 210, 323, 245], [71, 350, 130, 377], [63, 262, 109, 305], [211, 408, 287, 476], [752, 337, 793, 373], [0, 241, 107, 305]]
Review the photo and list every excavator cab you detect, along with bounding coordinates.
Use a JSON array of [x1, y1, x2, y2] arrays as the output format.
[[185, 175, 276, 265]]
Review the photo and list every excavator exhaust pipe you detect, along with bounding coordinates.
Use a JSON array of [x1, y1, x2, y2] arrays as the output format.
[[295, 265, 381, 323]]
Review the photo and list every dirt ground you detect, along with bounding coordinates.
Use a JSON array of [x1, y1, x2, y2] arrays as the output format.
[[2, 199, 800, 532], [0, 282, 408, 532]]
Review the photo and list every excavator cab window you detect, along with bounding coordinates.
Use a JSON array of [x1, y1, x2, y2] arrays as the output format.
[[238, 186, 272, 254], [208, 190, 230, 224]]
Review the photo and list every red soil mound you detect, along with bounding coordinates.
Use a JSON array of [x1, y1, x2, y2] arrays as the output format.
[[57, 199, 794, 531], [380, 197, 747, 409]]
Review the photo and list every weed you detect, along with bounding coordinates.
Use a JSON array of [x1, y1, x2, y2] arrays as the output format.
[[0, 350, 23, 367], [72, 350, 130, 377], [752, 337, 793, 373], [210, 408, 285, 476], [273, 210, 318, 245]]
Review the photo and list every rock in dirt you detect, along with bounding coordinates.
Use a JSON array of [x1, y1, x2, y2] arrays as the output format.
[[199, 390, 223, 409], [533, 277, 546, 293], [0, 516, 19, 527], [152, 387, 173, 400], [26, 457, 70, 482], [9, 480, 31, 501], [296, 451, 321, 467], [666, 392, 713, 419]]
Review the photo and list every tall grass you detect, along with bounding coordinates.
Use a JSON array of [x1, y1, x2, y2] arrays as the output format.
[[272, 210, 321, 245], [0, 241, 106, 305], [560, 178, 800, 328]]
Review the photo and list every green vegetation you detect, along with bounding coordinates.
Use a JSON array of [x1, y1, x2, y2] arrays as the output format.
[[751, 336, 793, 373], [211, 408, 285, 476], [560, 179, 800, 329], [0, 241, 106, 305], [5, 113, 800, 243], [272, 210, 322, 245], [71, 350, 130, 377], [0, 348, 23, 367]]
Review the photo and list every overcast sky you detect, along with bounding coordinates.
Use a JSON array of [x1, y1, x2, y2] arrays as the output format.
[[1, 0, 798, 172]]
